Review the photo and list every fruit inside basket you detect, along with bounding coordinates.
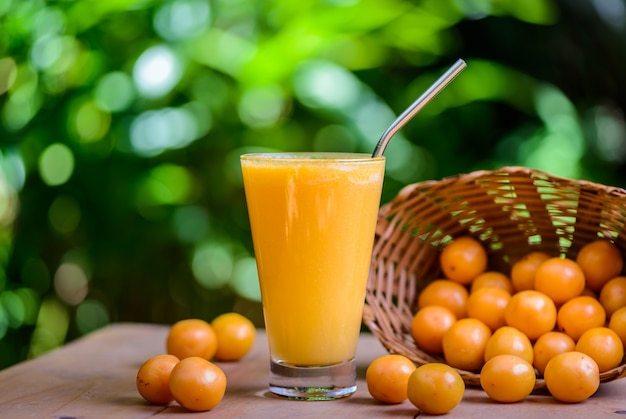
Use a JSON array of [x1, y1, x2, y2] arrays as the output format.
[[362, 166, 626, 390]]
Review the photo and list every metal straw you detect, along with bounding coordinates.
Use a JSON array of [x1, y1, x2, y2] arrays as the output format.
[[372, 58, 467, 158]]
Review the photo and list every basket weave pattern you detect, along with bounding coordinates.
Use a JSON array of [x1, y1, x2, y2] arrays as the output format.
[[363, 166, 626, 389]]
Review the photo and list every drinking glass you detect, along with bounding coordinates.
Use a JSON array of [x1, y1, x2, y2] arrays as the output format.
[[240, 152, 385, 400]]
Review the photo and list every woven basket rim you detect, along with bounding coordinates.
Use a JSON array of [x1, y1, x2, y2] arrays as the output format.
[[408, 165, 626, 194], [363, 166, 626, 390]]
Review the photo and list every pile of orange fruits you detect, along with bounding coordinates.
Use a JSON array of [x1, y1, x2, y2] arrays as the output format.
[[413, 236, 626, 403], [366, 236, 626, 413], [135, 313, 256, 412]]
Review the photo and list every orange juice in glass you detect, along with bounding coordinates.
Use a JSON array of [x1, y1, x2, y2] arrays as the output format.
[[240, 152, 385, 400]]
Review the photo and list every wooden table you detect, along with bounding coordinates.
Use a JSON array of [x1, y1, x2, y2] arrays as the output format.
[[0, 323, 624, 418]]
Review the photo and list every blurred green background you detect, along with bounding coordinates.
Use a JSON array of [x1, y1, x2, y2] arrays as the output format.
[[0, 0, 625, 369]]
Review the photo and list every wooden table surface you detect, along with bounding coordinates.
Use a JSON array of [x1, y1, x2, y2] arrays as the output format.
[[0, 323, 625, 418]]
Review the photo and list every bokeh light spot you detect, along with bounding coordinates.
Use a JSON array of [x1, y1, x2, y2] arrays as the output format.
[[3, 64, 41, 131], [154, 0, 211, 41], [94, 71, 136, 112], [190, 28, 257, 77], [73, 100, 111, 143], [0, 165, 17, 226], [522, 84, 584, 177], [173, 205, 210, 243], [230, 257, 261, 302], [192, 242, 233, 290], [32, 7, 66, 40], [313, 125, 358, 152], [133, 45, 182, 98], [506, 0, 558, 25], [592, 0, 626, 29], [3, 93, 41, 132], [46, 35, 80, 77], [138, 164, 195, 207], [30, 34, 63, 71], [294, 60, 360, 110], [0, 147, 26, 192], [54, 262, 89, 306], [0, 57, 17, 95], [0, 290, 25, 328], [76, 299, 110, 335], [352, 98, 397, 151], [15, 287, 39, 325], [238, 85, 286, 128], [130, 106, 205, 156], [590, 105, 626, 163], [29, 297, 69, 358], [39, 143, 74, 186]]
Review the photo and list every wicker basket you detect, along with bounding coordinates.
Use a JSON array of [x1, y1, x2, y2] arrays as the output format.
[[363, 166, 626, 390]]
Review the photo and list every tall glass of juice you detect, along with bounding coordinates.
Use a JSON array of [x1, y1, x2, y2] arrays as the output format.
[[240, 152, 385, 400]]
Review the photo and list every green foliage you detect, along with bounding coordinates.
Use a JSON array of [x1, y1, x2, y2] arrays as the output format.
[[0, 0, 625, 368]]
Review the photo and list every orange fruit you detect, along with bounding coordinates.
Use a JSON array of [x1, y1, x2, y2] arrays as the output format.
[[532, 331, 575, 376], [557, 296, 606, 341], [169, 357, 227, 411], [466, 287, 511, 332], [576, 239, 623, 291], [510, 251, 550, 292], [470, 271, 514, 294], [480, 354, 535, 403], [410, 305, 457, 354], [418, 279, 469, 319], [484, 325, 533, 364], [534, 257, 585, 305], [407, 364, 464, 415], [608, 306, 626, 349], [544, 351, 599, 403], [136, 354, 180, 404], [211, 312, 256, 361], [575, 326, 624, 373], [440, 236, 487, 285], [442, 318, 492, 371], [166, 318, 218, 360], [599, 276, 626, 319], [366, 354, 417, 404], [504, 290, 557, 340]]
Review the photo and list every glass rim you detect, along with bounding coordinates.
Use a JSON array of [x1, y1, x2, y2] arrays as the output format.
[[240, 152, 385, 162]]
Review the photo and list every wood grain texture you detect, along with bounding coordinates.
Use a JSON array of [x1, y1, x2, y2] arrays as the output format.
[[0, 323, 624, 418]]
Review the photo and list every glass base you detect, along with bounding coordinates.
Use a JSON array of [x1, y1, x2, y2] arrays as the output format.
[[269, 358, 357, 400]]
